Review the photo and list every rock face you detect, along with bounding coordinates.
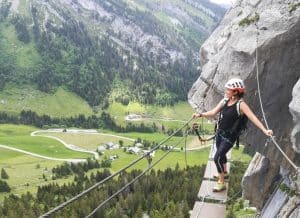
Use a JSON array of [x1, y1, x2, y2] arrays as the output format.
[[242, 153, 280, 210], [188, 0, 300, 213], [289, 79, 300, 153]]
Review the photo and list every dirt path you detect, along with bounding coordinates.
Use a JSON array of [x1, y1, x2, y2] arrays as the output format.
[[0, 144, 86, 163], [31, 130, 100, 159], [125, 114, 186, 123], [31, 129, 136, 160], [1, 128, 206, 162], [0, 128, 135, 163]]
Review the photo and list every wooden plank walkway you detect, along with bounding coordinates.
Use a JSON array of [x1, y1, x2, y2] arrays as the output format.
[[190, 145, 231, 218], [190, 202, 226, 218], [203, 161, 230, 180], [197, 180, 228, 201]]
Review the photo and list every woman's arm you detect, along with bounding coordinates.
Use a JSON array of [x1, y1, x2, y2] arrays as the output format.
[[240, 101, 273, 136], [193, 99, 224, 119]]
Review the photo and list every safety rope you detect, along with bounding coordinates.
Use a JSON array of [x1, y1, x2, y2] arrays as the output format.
[[85, 136, 186, 218], [192, 122, 215, 143], [40, 117, 193, 217], [254, 23, 299, 172], [184, 127, 188, 168]]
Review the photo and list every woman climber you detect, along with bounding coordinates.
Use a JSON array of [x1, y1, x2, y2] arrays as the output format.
[[193, 78, 273, 192]]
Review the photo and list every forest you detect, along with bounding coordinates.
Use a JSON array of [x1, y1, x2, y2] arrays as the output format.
[[0, 164, 206, 217], [0, 159, 249, 217]]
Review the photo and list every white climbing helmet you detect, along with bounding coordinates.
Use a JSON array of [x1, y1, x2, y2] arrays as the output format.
[[225, 78, 245, 93]]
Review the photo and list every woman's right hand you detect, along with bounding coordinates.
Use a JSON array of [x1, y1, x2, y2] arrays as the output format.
[[263, 129, 273, 137], [192, 113, 201, 119]]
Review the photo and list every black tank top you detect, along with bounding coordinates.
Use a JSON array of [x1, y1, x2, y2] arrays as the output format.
[[218, 100, 239, 132]]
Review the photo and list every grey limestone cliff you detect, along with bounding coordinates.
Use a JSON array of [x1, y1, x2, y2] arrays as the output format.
[[188, 0, 300, 214]]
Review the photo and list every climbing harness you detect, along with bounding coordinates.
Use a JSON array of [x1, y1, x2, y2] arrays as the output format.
[[192, 121, 215, 144]]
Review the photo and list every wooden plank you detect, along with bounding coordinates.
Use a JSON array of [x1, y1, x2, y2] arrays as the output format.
[[190, 202, 226, 218], [204, 161, 230, 180], [197, 180, 228, 202]]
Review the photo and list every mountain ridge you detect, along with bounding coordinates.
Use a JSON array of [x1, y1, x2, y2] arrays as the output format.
[[0, 0, 225, 108]]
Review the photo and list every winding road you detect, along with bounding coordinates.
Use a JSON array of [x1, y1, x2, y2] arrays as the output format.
[[31, 129, 100, 160], [0, 144, 86, 163], [0, 129, 134, 163], [0, 128, 207, 163]]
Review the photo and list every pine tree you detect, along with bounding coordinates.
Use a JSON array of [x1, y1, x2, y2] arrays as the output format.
[[1, 168, 9, 179], [134, 206, 143, 218], [0, 180, 11, 192]]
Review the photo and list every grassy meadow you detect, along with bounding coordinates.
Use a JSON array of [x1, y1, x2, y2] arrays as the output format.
[[0, 85, 93, 117], [0, 100, 252, 203], [0, 123, 253, 200], [0, 125, 91, 159], [0, 150, 74, 201], [40, 132, 135, 150], [0, 123, 214, 200]]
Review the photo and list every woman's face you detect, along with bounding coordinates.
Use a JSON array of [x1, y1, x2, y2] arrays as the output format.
[[224, 88, 235, 98]]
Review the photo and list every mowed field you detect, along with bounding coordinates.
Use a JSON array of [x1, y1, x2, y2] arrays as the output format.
[[0, 124, 212, 200], [0, 122, 252, 202], [0, 125, 91, 159], [105, 101, 216, 131], [39, 132, 135, 150], [0, 149, 74, 200]]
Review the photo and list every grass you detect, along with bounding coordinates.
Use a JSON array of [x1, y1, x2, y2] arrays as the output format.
[[0, 151, 75, 201], [0, 144, 211, 201], [0, 123, 253, 204], [0, 124, 92, 159], [0, 124, 212, 201], [0, 124, 94, 200], [145, 101, 195, 120], [106, 131, 185, 146], [41, 129, 212, 151], [289, 3, 300, 12], [0, 85, 93, 117], [1, 23, 41, 69], [90, 142, 251, 174], [107, 148, 211, 173], [238, 13, 260, 27], [41, 132, 135, 150], [106, 101, 199, 130], [231, 146, 253, 163]]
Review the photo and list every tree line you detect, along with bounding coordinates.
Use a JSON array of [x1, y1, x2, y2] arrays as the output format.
[[51, 159, 101, 179], [0, 110, 159, 133], [0, 164, 205, 217]]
